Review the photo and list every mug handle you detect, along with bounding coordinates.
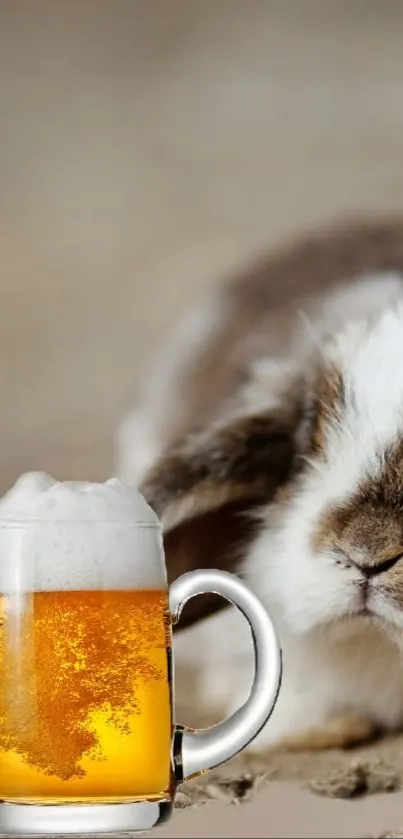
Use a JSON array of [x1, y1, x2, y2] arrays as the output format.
[[169, 569, 282, 782]]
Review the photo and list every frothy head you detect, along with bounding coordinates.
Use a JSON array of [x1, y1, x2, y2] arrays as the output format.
[[0, 472, 159, 525], [0, 473, 166, 593]]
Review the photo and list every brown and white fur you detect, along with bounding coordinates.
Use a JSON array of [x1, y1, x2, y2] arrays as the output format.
[[116, 219, 403, 753]]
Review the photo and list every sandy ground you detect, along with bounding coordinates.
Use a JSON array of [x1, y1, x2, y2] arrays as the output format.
[[3, 2, 403, 835], [173, 683, 403, 805], [175, 730, 403, 805]]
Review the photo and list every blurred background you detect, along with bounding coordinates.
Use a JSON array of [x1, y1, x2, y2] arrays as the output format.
[[2, 0, 403, 496]]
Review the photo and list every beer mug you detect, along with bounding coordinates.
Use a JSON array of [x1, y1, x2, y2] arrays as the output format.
[[0, 473, 281, 836]]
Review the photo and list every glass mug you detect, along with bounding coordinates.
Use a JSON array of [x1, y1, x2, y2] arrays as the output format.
[[0, 474, 282, 836]]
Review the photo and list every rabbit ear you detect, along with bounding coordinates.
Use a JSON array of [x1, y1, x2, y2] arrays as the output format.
[[140, 378, 304, 627]]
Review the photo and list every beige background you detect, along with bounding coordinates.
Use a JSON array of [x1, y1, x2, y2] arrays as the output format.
[[2, 1, 403, 835], [160, 782, 403, 838]]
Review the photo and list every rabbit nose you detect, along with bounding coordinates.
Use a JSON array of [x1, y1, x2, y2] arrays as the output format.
[[351, 554, 402, 579]]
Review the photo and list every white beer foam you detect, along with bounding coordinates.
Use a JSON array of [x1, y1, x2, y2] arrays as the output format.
[[0, 472, 166, 593], [0, 472, 159, 524]]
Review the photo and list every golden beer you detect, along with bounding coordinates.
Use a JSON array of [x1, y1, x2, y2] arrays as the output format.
[[0, 475, 282, 836], [0, 589, 173, 804]]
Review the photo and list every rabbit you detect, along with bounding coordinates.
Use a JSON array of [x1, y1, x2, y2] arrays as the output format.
[[116, 218, 403, 753]]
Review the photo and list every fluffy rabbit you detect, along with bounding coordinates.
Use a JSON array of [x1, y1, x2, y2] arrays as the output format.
[[116, 219, 403, 753]]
